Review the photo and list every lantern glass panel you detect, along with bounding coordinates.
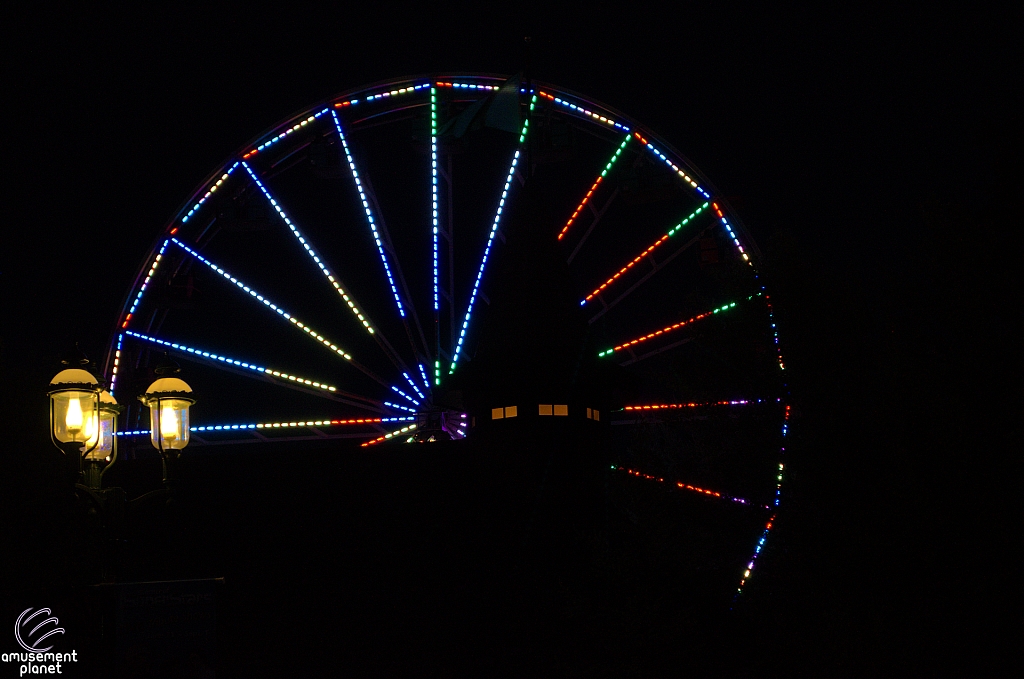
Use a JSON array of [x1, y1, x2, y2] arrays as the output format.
[[149, 398, 191, 451], [52, 390, 99, 444], [85, 412, 116, 462]]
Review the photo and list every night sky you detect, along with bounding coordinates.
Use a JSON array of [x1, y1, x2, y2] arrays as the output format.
[[2, 5, 1014, 676]]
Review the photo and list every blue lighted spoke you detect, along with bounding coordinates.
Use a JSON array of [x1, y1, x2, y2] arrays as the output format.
[[124, 330, 341, 393], [384, 401, 417, 414], [417, 364, 431, 392], [331, 111, 406, 317], [390, 385, 420, 406], [242, 162, 378, 332], [450, 96, 536, 373], [403, 372, 425, 401]]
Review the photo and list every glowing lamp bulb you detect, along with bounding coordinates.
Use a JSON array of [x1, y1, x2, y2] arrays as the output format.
[[160, 405, 178, 441], [66, 397, 84, 435]]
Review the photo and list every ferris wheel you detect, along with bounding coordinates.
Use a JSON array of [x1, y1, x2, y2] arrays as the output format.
[[103, 73, 789, 600]]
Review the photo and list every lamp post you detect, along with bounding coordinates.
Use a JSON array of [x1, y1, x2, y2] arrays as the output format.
[[140, 359, 195, 490]]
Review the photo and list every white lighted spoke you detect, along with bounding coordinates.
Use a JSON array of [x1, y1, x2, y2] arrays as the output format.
[[431, 87, 440, 312]]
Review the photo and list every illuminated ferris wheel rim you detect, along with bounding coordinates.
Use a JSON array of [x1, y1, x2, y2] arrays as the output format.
[[102, 71, 790, 600], [108, 72, 761, 337]]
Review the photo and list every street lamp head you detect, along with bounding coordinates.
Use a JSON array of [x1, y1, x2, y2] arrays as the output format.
[[141, 376, 195, 456], [85, 389, 121, 463], [48, 368, 102, 459]]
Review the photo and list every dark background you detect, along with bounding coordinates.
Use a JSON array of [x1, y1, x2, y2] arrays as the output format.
[[1, 4, 1015, 676]]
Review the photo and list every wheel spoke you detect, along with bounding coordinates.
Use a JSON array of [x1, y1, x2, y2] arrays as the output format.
[[597, 296, 758, 360], [581, 202, 710, 306], [585, 225, 713, 325], [610, 465, 770, 509], [620, 399, 770, 410], [383, 401, 417, 414], [389, 385, 420, 407], [402, 372, 426, 401], [121, 329, 387, 403], [557, 133, 631, 242], [449, 95, 537, 374], [116, 415, 412, 447], [242, 160, 377, 335], [431, 87, 440, 317], [192, 416, 414, 432], [169, 238, 390, 386], [246, 150, 415, 376], [417, 363, 432, 392], [566, 187, 619, 266], [361, 422, 419, 447], [330, 112, 405, 319], [429, 87, 448, 378]]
